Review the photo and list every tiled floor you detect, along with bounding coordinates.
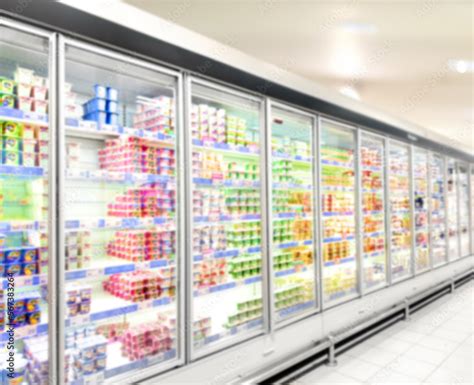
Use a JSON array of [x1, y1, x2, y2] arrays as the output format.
[[295, 281, 473, 384]]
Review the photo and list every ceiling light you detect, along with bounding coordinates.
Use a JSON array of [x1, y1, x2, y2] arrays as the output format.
[[341, 22, 377, 34], [339, 86, 361, 101], [448, 59, 474, 74]]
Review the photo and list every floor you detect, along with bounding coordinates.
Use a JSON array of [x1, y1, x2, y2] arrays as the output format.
[[295, 281, 473, 384]]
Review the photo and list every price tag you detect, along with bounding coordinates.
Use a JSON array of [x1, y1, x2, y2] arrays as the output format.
[[69, 315, 89, 327], [137, 300, 153, 311], [86, 269, 102, 278]]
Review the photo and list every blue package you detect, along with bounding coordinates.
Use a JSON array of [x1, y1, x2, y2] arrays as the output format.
[[84, 98, 107, 115], [106, 100, 118, 113], [84, 111, 107, 125], [21, 247, 38, 262], [94, 85, 107, 99], [106, 113, 118, 125], [106, 87, 118, 101]]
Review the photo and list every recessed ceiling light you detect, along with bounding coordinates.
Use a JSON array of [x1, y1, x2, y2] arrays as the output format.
[[341, 22, 377, 34], [448, 59, 474, 73], [339, 86, 361, 101]]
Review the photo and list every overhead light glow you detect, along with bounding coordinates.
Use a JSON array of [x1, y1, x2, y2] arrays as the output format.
[[339, 86, 361, 101], [341, 22, 378, 34], [448, 59, 474, 74]]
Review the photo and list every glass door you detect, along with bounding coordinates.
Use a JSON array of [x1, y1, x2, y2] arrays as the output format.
[[269, 103, 317, 325], [0, 22, 53, 384], [458, 162, 470, 257], [189, 79, 264, 357], [61, 40, 182, 383], [447, 159, 459, 260], [413, 148, 430, 273], [360, 132, 387, 291], [388, 142, 412, 281], [430, 154, 447, 267], [471, 164, 474, 256], [320, 120, 358, 306]]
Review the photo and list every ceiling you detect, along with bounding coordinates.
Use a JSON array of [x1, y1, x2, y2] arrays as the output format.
[[124, 0, 473, 152]]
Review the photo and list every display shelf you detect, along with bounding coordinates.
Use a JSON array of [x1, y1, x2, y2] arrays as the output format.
[[277, 299, 316, 318], [364, 231, 384, 238], [272, 152, 312, 164], [66, 168, 174, 185], [363, 250, 385, 258], [104, 346, 177, 381], [274, 265, 310, 278], [194, 318, 263, 349], [0, 220, 47, 232], [193, 139, 259, 158], [0, 165, 44, 178], [323, 235, 355, 243], [274, 239, 313, 249], [0, 322, 48, 344], [0, 107, 48, 126], [193, 276, 262, 297], [324, 256, 355, 267], [193, 246, 261, 262], [66, 119, 174, 147], [321, 159, 353, 169], [322, 211, 354, 217], [321, 186, 354, 193], [272, 182, 312, 191], [327, 288, 357, 302], [193, 213, 260, 225], [193, 177, 260, 189], [66, 295, 174, 326], [273, 212, 312, 219], [65, 259, 172, 281], [362, 165, 382, 172], [1, 273, 47, 289], [363, 210, 384, 216], [65, 217, 173, 231]]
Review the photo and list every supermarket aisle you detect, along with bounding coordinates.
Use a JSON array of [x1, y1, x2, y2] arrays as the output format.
[[295, 281, 473, 384]]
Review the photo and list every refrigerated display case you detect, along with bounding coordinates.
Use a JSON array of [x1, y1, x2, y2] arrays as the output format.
[[61, 40, 181, 383], [457, 162, 470, 257], [388, 142, 412, 281], [471, 164, 474, 256], [269, 103, 317, 324], [360, 133, 387, 291], [0, 23, 53, 384], [430, 154, 447, 267], [188, 79, 265, 356], [320, 120, 358, 306], [447, 159, 459, 260], [413, 148, 430, 273]]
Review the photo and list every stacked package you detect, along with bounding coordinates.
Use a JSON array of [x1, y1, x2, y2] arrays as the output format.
[[103, 270, 164, 302], [64, 326, 107, 383], [107, 184, 175, 218], [193, 190, 224, 217], [120, 315, 174, 361], [0, 67, 48, 114], [133, 96, 175, 136], [192, 151, 223, 180], [107, 229, 175, 262], [83, 84, 119, 126], [23, 336, 48, 385], [0, 120, 48, 167], [10, 291, 41, 326], [0, 246, 40, 278], [193, 316, 211, 341], [66, 284, 92, 317], [96, 321, 129, 343], [65, 231, 91, 271], [98, 136, 175, 174], [194, 259, 227, 289], [192, 225, 226, 255]]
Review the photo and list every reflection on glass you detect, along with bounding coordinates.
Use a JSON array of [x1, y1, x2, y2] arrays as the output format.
[[0, 26, 50, 384], [361, 134, 387, 290], [430, 154, 447, 266], [270, 107, 316, 323], [320, 121, 357, 305], [471, 165, 474, 255], [458, 163, 470, 257], [447, 159, 459, 259], [190, 83, 263, 353], [413, 149, 429, 272], [63, 45, 179, 382], [389, 143, 412, 281]]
